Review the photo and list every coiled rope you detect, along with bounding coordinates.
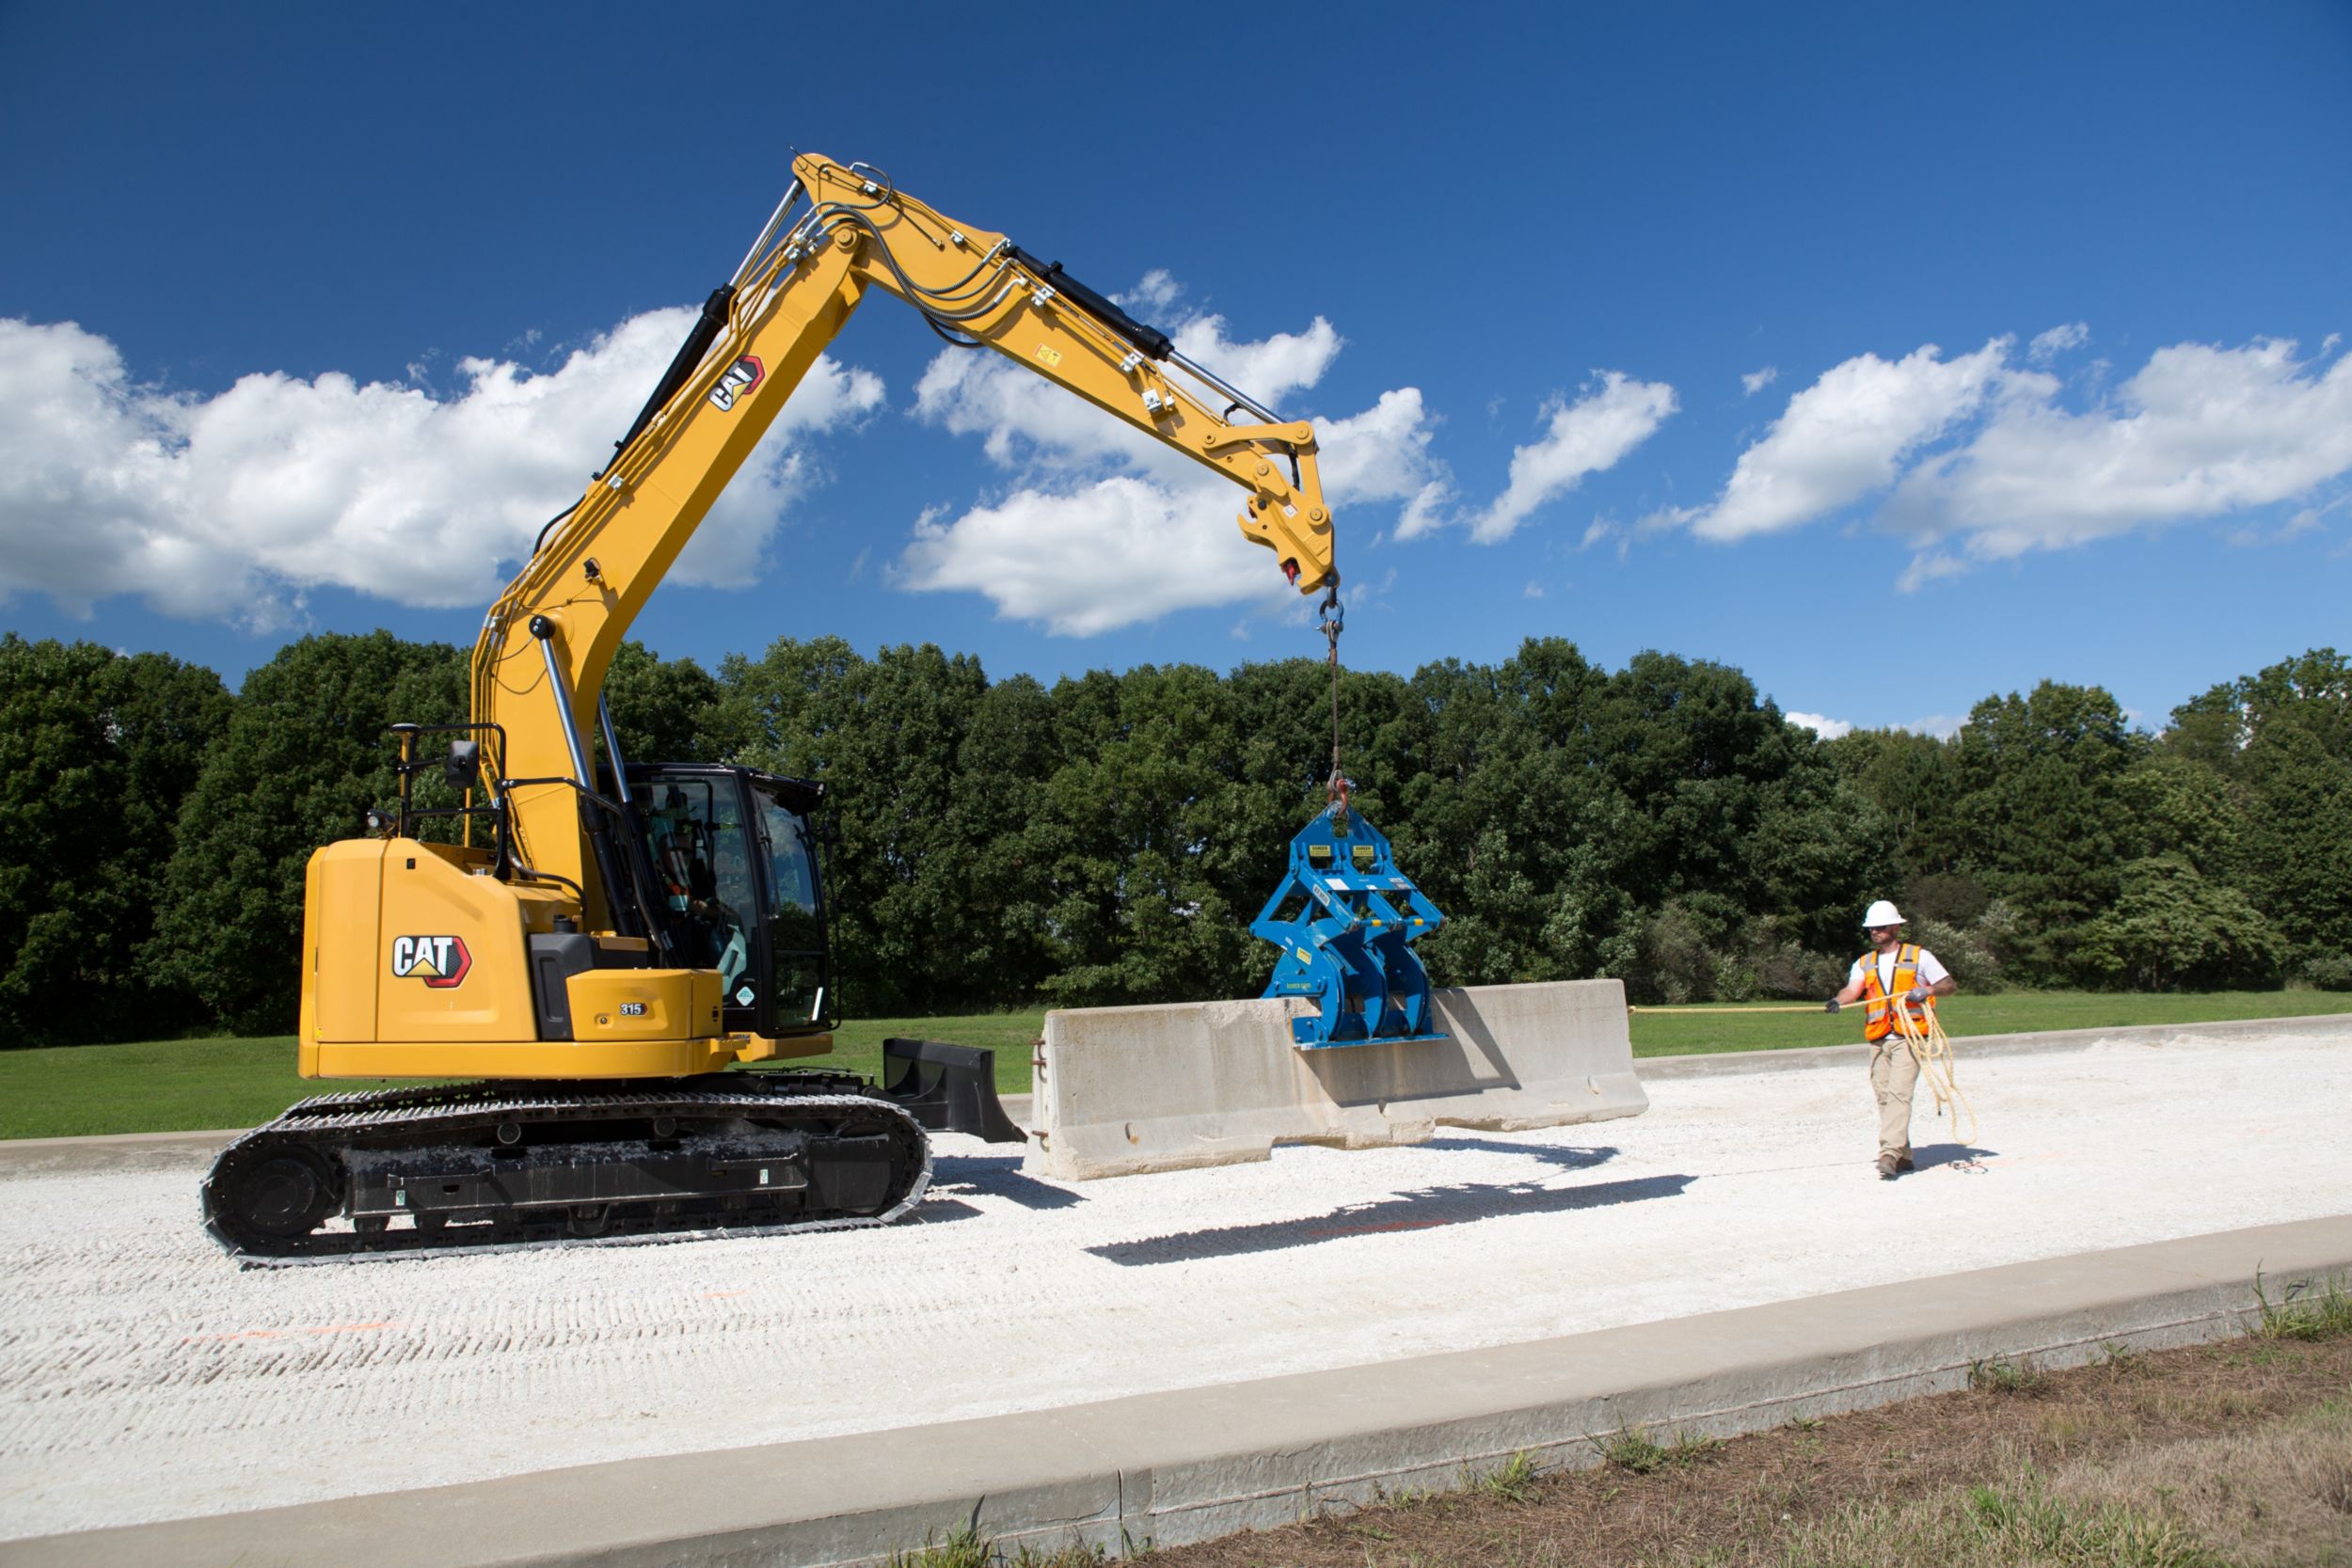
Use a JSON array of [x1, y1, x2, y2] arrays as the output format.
[[1885, 996, 1976, 1147]]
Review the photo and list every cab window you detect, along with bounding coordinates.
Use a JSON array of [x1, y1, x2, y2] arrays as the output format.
[[644, 777, 756, 1006], [753, 787, 827, 1027]]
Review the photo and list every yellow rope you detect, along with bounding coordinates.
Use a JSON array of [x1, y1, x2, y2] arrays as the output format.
[[1887, 998, 1977, 1146]]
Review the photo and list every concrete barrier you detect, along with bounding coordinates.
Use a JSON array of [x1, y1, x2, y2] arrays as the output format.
[[1024, 979, 1647, 1181]]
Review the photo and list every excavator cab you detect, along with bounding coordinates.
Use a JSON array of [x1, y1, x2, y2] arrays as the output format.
[[620, 764, 1019, 1140], [628, 765, 835, 1043]]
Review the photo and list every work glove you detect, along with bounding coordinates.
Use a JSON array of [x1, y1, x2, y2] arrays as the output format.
[[1823, 998, 1841, 1013], [1904, 986, 1929, 1005]]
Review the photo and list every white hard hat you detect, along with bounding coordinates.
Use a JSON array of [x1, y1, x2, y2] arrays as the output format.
[[1862, 899, 1905, 929]]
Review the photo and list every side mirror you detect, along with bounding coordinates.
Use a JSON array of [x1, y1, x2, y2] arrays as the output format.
[[445, 739, 482, 791]]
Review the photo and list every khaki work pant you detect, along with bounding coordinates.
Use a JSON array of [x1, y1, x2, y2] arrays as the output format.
[[1869, 1037, 1920, 1159]]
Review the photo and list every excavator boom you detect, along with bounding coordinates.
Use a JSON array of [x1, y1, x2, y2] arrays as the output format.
[[477, 154, 1335, 911]]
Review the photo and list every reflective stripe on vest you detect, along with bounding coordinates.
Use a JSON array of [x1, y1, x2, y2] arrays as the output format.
[[1860, 942, 1923, 1041]]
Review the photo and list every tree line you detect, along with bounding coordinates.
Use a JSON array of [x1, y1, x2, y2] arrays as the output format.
[[4, 629, 2345, 1046]]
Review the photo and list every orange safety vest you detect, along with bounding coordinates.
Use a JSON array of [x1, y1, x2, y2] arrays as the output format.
[[1859, 943, 1927, 1042]]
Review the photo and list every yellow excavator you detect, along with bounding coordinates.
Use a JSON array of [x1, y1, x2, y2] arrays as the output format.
[[202, 154, 1338, 1260]]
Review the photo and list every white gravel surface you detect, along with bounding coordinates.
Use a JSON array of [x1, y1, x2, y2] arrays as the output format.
[[4, 1028, 2347, 1541]]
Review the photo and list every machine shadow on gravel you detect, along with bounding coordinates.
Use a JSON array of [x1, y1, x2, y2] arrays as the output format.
[[1089, 1171, 1695, 1266], [1422, 1135, 1623, 1169], [930, 1154, 1087, 1211]]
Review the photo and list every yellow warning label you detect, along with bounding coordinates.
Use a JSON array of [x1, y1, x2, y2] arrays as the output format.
[[1034, 345, 1063, 368]]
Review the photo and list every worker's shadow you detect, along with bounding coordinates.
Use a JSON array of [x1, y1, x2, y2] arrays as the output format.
[[929, 1153, 1085, 1212], [1910, 1142, 1998, 1172], [1089, 1164, 1692, 1266]]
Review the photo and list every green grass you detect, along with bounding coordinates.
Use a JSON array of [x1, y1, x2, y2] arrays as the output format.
[[821, 1009, 1044, 1094], [0, 1010, 1043, 1141], [1968, 1355, 2052, 1395], [2253, 1271, 2352, 1342], [886, 1525, 1108, 1568], [2, 989, 2341, 1142], [1592, 1423, 1723, 1475], [1466, 1449, 1541, 1502], [1795, 1466, 2230, 1568], [0, 1035, 314, 1139], [1624, 989, 2347, 1058]]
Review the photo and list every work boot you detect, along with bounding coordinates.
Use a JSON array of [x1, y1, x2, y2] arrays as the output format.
[[1896, 1152, 1915, 1174], [1877, 1152, 1901, 1180]]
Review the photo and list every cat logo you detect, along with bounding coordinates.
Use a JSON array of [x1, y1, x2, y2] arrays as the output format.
[[390, 935, 472, 989], [708, 355, 763, 411]]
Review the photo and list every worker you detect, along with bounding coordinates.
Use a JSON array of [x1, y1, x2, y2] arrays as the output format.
[[1824, 900, 1956, 1180]]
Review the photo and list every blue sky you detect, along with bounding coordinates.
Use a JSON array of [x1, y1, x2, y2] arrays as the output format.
[[3, 1, 2346, 736]]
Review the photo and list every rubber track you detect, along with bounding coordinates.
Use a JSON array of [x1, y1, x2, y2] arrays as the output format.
[[200, 1073, 933, 1268]]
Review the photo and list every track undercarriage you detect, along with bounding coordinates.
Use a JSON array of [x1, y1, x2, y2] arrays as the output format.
[[201, 1071, 933, 1265]]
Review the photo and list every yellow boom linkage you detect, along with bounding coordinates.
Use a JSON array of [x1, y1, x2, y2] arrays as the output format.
[[297, 154, 1336, 1085]]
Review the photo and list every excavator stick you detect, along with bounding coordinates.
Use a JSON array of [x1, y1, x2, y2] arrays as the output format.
[[880, 1038, 1026, 1144]]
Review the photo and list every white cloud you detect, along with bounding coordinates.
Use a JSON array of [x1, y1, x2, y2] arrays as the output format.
[[2277, 494, 2347, 541], [898, 479, 1266, 636], [0, 313, 882, 626], [1115, 270, 1183, 313], [2027, 322, 2090, 362], [897, 290, 1443, 633], [1895, 551, 1972, 592], [1661, 340, 2011, 542], [1171, 312, 1343, 406], [914, 346, 1134, 470], [1741, 366, 1778, 396], [1661, 332, 2352, 585], [1522, 580, 1545, 598], [1313, 388, 1449, 512], [1902, 714, 1967, 740], [1786, 710, 1853, 739], [1460, 372, 1677, 544], [1884, 337, 2352, 568]]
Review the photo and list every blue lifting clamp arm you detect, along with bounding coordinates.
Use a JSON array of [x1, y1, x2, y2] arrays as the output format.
[[1250, 797, 1449, 1049]]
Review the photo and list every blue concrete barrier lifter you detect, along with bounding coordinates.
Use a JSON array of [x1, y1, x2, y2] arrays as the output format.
[[1251, 792, 1449, 1049]]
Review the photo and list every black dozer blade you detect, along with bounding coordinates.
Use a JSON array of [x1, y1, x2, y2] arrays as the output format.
[[881, 1038, 1025, 1144]]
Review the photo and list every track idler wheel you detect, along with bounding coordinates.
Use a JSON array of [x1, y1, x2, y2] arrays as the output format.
[[222, 1148, 339, 1240]]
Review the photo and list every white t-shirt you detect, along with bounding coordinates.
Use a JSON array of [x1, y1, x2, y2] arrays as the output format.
[[1848, 946, 1950, 994]]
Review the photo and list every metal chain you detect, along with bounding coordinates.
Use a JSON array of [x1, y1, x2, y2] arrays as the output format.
[[1319, 581, 1348, 822]]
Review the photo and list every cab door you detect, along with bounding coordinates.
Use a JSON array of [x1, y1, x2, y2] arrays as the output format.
[[636, 768, 771, 1037], [747, 778, 835, 1037]]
